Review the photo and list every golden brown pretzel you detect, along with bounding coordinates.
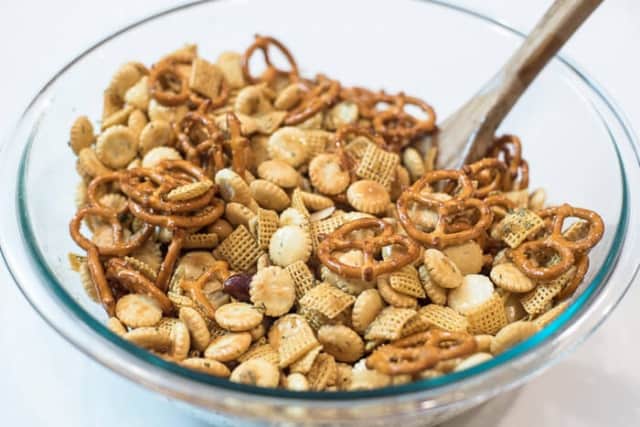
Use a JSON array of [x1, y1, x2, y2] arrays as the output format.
[[366, 328, 477, 375], [510, 204, 603, 280], [156, 229, 186, 293], [149, 59, 190, 106], [119, 160, 215, 214], [106, 258, 174, 314], [284, 75, 340, 125], [86, 172, 126, 213], [180, 260, 232, 319], [341, 87, 398, 120], [366, 344, 440, 375], [397, 170, 492, 248], [128, 198, 224, 229], [173, 112, 221, 166], [373, 93, 436, 147], [463, 158, 508, 198], [317, 217, 420, 281], [241, 34, 299, 85], [69, 206, 154, 256], [489, 134, 529, 190], [87, 246, 116, 316], [557, 254, 589, 300]]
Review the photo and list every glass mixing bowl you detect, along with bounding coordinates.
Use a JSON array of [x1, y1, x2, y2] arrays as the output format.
[[1, 0, 639, 425]]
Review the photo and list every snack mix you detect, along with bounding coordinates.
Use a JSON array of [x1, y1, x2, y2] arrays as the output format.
[[68, 35, 604, 391]]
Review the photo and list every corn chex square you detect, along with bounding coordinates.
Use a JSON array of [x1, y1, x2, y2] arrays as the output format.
[[364, 307, 417, 341], [496, 208, 545, 248], [418, 304, 469, 332], [213, 225, 263, 271], [299, 282, 355, 320], [354, 143, 399, 190], [189, 57, 224, 100]]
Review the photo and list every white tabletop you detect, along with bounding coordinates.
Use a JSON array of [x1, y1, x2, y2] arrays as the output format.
[[1, 1, 639, 425]]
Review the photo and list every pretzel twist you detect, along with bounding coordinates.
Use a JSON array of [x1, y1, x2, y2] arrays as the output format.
[[373, 93, 436, 147], [510, 204, 603, 280], [317, 218, 420, 281], [105, 258, 174, 314], [284, 75, 340, 125], [463, 158, 508, 198], [120, 159, 217, 213], [489, 134, 529, 191], [241, 34, 299, 85], [149, 59, 190, 106], [397, 170, 492, 248], [366, 329, 476, 375], [180, 260, 232, 319]]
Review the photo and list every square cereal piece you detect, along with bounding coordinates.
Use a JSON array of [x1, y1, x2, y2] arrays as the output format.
[[238, 343, 280, 366], [310, 214, 345, 251], [189, 57, 224, 100], [289, 344, 323, 374], [355, 143, 400, 190], [400, 312, 432, 337], [255, 208, 279, 250], [299, 282, 355, 320], [496, 208, 545, 248], [213, 225, 263, 271], [278, 320, 319, 368], [291, 188, 311, 218], [285, 260, 316, 299], [364, 307, 417, 341], [418, 304, 469, 332], [389, 266, 425, 298], [465, 293, 508, 335], [520, 267, 574, 315]]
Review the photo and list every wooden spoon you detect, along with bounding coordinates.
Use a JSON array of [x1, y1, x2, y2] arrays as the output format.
[[434, 0, 603, 170]]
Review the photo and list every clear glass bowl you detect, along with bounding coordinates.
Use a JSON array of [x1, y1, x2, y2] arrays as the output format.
[[1, 1, 639, 426]]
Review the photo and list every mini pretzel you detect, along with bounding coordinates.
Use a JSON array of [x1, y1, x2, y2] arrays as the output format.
[[128, 198, 224, 229], [367, 328, 476, 375], [397, 170, 492, 248], [86, 172, 127, 213], [120, 160, 215, 214], [373, 93, 436, 147], [105, 258, 173, 314], [556, 254, 589, 300], [70, 206, 153, 256], [366, 344, 439, 375], [284, 75, 340, 126], [317, 218, 420, 281], [180, 260, 232, 319], [173, 112, 221, 166], [86, 246, 116, 315], [241, 34, 299, 85], [462, 158, 508, 198], [489, 135, 529, 191], [510, 204, 603, 280], [149, 59, 190, 106], [156, 229, 186, 292]]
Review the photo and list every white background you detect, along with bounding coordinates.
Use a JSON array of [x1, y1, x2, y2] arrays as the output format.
[[0, 1, 639, 425]]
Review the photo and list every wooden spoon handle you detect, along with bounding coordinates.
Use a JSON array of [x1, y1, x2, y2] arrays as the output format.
[[436, 0, 603, 169]]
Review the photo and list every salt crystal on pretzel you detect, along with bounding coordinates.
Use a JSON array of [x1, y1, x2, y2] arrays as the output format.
[[213, 225, 263, 271]]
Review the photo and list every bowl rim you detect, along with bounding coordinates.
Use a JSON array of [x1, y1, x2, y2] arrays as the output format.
[[2, 0, 639, 404]]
